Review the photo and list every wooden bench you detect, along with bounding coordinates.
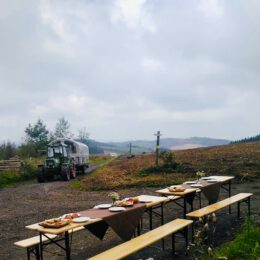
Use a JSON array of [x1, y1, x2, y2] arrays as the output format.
[[14, 226, 85, 260], [186, 193, 253, 219], [186, 193, 253, 241], [88, 219, 193, 260]]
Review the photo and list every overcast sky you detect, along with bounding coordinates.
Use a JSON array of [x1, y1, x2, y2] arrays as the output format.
[[0, 0, 260, 143]]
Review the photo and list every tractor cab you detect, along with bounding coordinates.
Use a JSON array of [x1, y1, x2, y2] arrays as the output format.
[[47, 145, 68, 158]]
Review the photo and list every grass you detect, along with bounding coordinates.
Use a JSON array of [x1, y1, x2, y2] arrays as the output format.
[[78, 141, 260, 191], [89, 155, 114, 164], [203, 218, 260, 260], [0, 158, 39, 188]]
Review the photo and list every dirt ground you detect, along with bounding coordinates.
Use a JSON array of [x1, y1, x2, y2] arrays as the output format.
[[0, 178, 259, 260]]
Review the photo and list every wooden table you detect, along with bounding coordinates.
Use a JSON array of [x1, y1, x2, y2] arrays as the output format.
[[156, 176, 235, 218], [26, 195, 169, 260]]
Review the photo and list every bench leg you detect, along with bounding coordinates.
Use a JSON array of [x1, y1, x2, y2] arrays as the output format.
[[228, 181, 232, 214], [191, 222, 194, 243], [65, 231, 71, 260], [171, 233, 175, 255], [248, 197, 251, 216], [184, 226, 189, 248], [198, 192, 202, 208], [35, 245, 40, 260], [26, 248, 30, 260], [161, 204, 165, 250], [237, 202, 240, 219]]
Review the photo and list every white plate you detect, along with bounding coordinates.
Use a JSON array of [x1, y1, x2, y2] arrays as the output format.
[[72, 217, 90, 223], [139, 198, 152, 203], [61, 213, 81, 219], [207, 179, 218, 183], [191, 184, 203, 188], [184, 181, 197, 185], [109, 207, 126, 212], [95, 204, 112, 209]]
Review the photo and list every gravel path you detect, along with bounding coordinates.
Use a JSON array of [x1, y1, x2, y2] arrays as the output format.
[[0, 178, 259, 260]]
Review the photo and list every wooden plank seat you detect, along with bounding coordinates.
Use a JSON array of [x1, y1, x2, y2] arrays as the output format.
[[186, 193, 253, 219], [14, 226, 85, 260], [88, 218, 193, 260]]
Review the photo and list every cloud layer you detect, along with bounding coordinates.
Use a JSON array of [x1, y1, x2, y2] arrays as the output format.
[[0, 0, 260, 142]]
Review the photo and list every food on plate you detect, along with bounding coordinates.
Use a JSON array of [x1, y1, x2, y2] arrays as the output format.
[[168, 186, 186, 192], [39, 218, 71, 228], [132, 197, 140, 204], [114, 200, 134, 207], [62, 212, 80, 220]]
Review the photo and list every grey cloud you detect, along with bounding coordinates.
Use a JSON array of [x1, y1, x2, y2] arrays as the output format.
[[0, 0, 260, 142]]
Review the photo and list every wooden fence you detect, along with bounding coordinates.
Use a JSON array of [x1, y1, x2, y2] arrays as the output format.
[[0, 157, 22, 172]]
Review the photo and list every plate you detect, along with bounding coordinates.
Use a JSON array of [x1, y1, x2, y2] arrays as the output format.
[[109, 207, 126, 212], [72, 217, 90, 223], [184, 181, 197, 185], [200, 177, 212, 180], [139, 198, 152, 203], [191, 184, 203, 188], [96, 204, 112, 209], [207, 179, 218, 183]]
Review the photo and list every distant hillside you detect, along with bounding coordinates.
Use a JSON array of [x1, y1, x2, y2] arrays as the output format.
[[232, 134, 260, 144], [110, 137, 230, 152], [79, 141, 260, 190], [83, 137, 230, 155]]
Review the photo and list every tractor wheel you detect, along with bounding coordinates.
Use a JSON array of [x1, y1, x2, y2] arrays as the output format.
[[81, 165, 86, 175], [70, 164, 76, 179], [37, 167, 45, 183], [61, 167, 70, 181]]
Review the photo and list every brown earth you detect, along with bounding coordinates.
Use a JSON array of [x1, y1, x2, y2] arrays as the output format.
[[80, 141, 260, 191], [0, 179, 259, 260]]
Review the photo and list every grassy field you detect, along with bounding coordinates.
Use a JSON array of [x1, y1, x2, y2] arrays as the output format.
[[203, 217, 260, 260], [79, 141, 260, 190]]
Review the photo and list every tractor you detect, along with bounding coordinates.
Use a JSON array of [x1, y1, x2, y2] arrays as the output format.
[[37, 139, 89, 182]]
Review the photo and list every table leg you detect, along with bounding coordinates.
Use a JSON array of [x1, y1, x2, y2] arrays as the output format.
[[183, 197, 187, 219], [149, 208, 153, 230], [65, 231, 71, 260], [39, 232, 43, 260]]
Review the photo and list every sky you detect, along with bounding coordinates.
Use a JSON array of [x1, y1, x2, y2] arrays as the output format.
[[0, 0, 260, 143]]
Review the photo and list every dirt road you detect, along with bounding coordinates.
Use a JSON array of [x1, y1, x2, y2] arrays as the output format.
[[0, 179, 259, 260]]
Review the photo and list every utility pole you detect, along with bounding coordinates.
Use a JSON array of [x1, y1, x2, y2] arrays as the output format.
[[129, 142, 132, 155], [154, 131, 162, 166]]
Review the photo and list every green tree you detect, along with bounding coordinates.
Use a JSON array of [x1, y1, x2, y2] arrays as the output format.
[[0, 141, 16, 160], [53, 117, 73, 139], [25, 119, 49, 151]]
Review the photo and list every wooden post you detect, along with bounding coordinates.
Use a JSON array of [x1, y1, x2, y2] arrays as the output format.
[[154, 131, 162, 166], [129, 142, 132, 155]]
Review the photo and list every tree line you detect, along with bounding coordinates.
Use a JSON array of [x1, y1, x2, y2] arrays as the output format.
[[0, 117, 90, 160], [231, 133, 260, 144]]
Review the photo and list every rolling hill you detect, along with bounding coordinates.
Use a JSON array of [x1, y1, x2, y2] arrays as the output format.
[[85, 137, 230, 155]]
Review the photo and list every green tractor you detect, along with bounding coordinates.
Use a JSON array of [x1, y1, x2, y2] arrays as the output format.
[[37, 139, 89, 182]]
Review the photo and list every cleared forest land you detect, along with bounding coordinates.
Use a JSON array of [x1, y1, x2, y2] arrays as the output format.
[[77, 141, 260, 190]]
